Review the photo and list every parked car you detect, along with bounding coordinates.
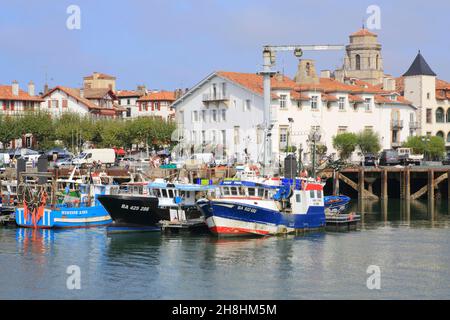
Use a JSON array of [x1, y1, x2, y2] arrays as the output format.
[[397, 147, 423, 166], [72, 148, 116, 167], [379, 149, 400, 166], [442, 154, 450, 166], [361, 153, 378, 166]]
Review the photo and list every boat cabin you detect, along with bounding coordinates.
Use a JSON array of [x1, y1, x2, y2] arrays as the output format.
[[219, 180, 278, 200]]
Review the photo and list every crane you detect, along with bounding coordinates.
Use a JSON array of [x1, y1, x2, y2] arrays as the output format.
[[259, 44, 345, 175]]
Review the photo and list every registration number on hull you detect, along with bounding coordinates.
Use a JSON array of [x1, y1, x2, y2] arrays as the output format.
[[121, 204, 150, 212], [236, 205, 257, 214]]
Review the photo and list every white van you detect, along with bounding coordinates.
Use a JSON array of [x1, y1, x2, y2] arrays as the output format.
[[72, 148, 116, 166]]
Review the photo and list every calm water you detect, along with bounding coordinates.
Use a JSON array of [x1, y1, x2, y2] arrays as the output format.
[[1, 199, 450, 300]]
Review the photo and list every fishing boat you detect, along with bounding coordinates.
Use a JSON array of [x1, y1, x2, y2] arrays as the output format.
[[98, 179, 215, 233], [324, 195, 351, 214], [199, 177, 326, 236], [15, 172, 112, 229]]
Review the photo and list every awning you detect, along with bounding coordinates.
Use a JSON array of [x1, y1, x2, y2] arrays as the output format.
[[99, 109, 117, 116]]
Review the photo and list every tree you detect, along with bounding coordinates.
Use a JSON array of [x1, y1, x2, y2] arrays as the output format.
[[357, 130, 381, 155], [427, 136, 445, 160], [403, 135, 445, 160], [0, 116, 20, 148], [332, 132, 357, 160], [17, 111, 55, 149], [402, 136, 426, 154]]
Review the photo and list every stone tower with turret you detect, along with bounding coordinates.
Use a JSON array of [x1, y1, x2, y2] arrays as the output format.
[[335, 28, 384, 85]]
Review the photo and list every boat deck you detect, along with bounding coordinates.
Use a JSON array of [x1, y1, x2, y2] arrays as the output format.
[[326, 213, 360, 232], [159, 218, 209, 233]]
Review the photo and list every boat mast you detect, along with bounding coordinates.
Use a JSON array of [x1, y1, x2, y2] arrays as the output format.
[[260, 44, 344, 177]]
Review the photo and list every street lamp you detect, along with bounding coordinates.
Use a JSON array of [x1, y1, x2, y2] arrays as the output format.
[[308, 129, 321, 179], [421, 136, 431, 161], [287, 118, 294, 154]]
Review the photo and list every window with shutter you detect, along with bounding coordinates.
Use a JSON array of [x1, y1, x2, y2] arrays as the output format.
[[11, 101, 14, 111], [62, 99, 68, 108], [48, 100, 51, 108]]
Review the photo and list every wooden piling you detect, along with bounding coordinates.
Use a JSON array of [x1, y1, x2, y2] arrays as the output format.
[[448, 169, 450, 201], [400, 170, 405, 199], [405, 167, 411, 201], [428, 169, 434, 203], [333, 170, 340, 196], [381, 169, 388, 200], [358, 168, 364, 199]]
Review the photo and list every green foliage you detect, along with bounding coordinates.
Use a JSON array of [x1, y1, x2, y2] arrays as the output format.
[[357, 130, 381, 155], [403, 135, 446, 160], [0, 116, 20, 148], [315, 144, 328, 157], [0, 112, 176, 152], [427, 136, 446, 159], [332, 132, 357, 160], [283, 146, 297, 153], [402, 136, 426, 154]]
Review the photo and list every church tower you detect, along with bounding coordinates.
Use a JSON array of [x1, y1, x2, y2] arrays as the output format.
[[336, 28, 384, 85]]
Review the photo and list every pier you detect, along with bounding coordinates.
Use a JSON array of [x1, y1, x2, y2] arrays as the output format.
[[322, 166, 450, 200]]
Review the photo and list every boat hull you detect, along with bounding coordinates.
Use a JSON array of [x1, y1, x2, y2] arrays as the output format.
[[204, 200, 325, 236], [324, 195, 351, 214], [97, 194, 169, 230], [15, 205, 112, 229]]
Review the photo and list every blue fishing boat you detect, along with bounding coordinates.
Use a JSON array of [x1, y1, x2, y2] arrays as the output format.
[[324, 195, 351, 214], [15, 173, 112, 229], [199, 177, 326, 236]]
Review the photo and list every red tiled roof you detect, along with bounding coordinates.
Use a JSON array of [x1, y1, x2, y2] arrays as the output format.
[[290, 90, 309, 101], [216, 71, 297, 97], [348, 95, 364, 103], [83, 72, 116, 80], [351, 28, 377, 37], [42, 86, 103, 110], [0, 85, 43, 102], [138, 91, 176, 102], [321, 94, 338, 102], [296, 78, 383, 94], [116, 90, 143, 98]]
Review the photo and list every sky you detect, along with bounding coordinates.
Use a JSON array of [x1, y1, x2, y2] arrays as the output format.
[[1, 0, 449, 93]]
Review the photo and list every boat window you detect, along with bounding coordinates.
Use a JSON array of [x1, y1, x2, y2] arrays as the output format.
[[248, 187, 255, 196], [257, 188, 264, 198], [230, 187, 238, 196], [317, 190, 322, 199], [168, 189, 174, 198], [161, 189, 168, 198], [296, 194, 301, 203], [221, 187, 227, 196], [264, 190, 269, 199], [310, 190, 315, 198]]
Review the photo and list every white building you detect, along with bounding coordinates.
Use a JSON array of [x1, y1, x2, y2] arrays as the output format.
[[41, 86, 124, 118], [389, 52, 450, 152], [136, 91, 176, 120], [116, 89, 145, 119], [172, 69, 417, 164]]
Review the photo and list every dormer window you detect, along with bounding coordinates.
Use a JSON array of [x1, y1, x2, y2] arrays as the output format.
[[310, 96, 318, 110]]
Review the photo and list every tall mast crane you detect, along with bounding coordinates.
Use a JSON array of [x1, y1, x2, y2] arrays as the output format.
[[260, 44, 345, 176]]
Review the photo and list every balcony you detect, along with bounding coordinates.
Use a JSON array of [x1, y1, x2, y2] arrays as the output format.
[[391, 120, 404, 130], [409, 121, 420, 129], [202, 93, 229, 103], [391, 141, 402, 148]]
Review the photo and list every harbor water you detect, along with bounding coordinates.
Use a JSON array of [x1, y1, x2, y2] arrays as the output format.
[[1, 199, 450, 300]]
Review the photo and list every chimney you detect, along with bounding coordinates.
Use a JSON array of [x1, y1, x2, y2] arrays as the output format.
[[383, 76, 396, 91], [294, 59, 319, 84], [44, 83, 49, 94], [12, 80, 19, 96], [320, 70, 331, 78], [79, 88, 84, 98], [28, 81, 35, 96], [275, 73, 284, 82]]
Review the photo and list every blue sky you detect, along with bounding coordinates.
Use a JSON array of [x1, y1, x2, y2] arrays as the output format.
[[1, 0, 449, 93]]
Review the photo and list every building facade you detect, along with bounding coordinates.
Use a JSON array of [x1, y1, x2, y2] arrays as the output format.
[[172, 69, 416, 164], [136, 91, 176, 120], [41, 86, 123, 118], [83, 72, 116, 91]]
